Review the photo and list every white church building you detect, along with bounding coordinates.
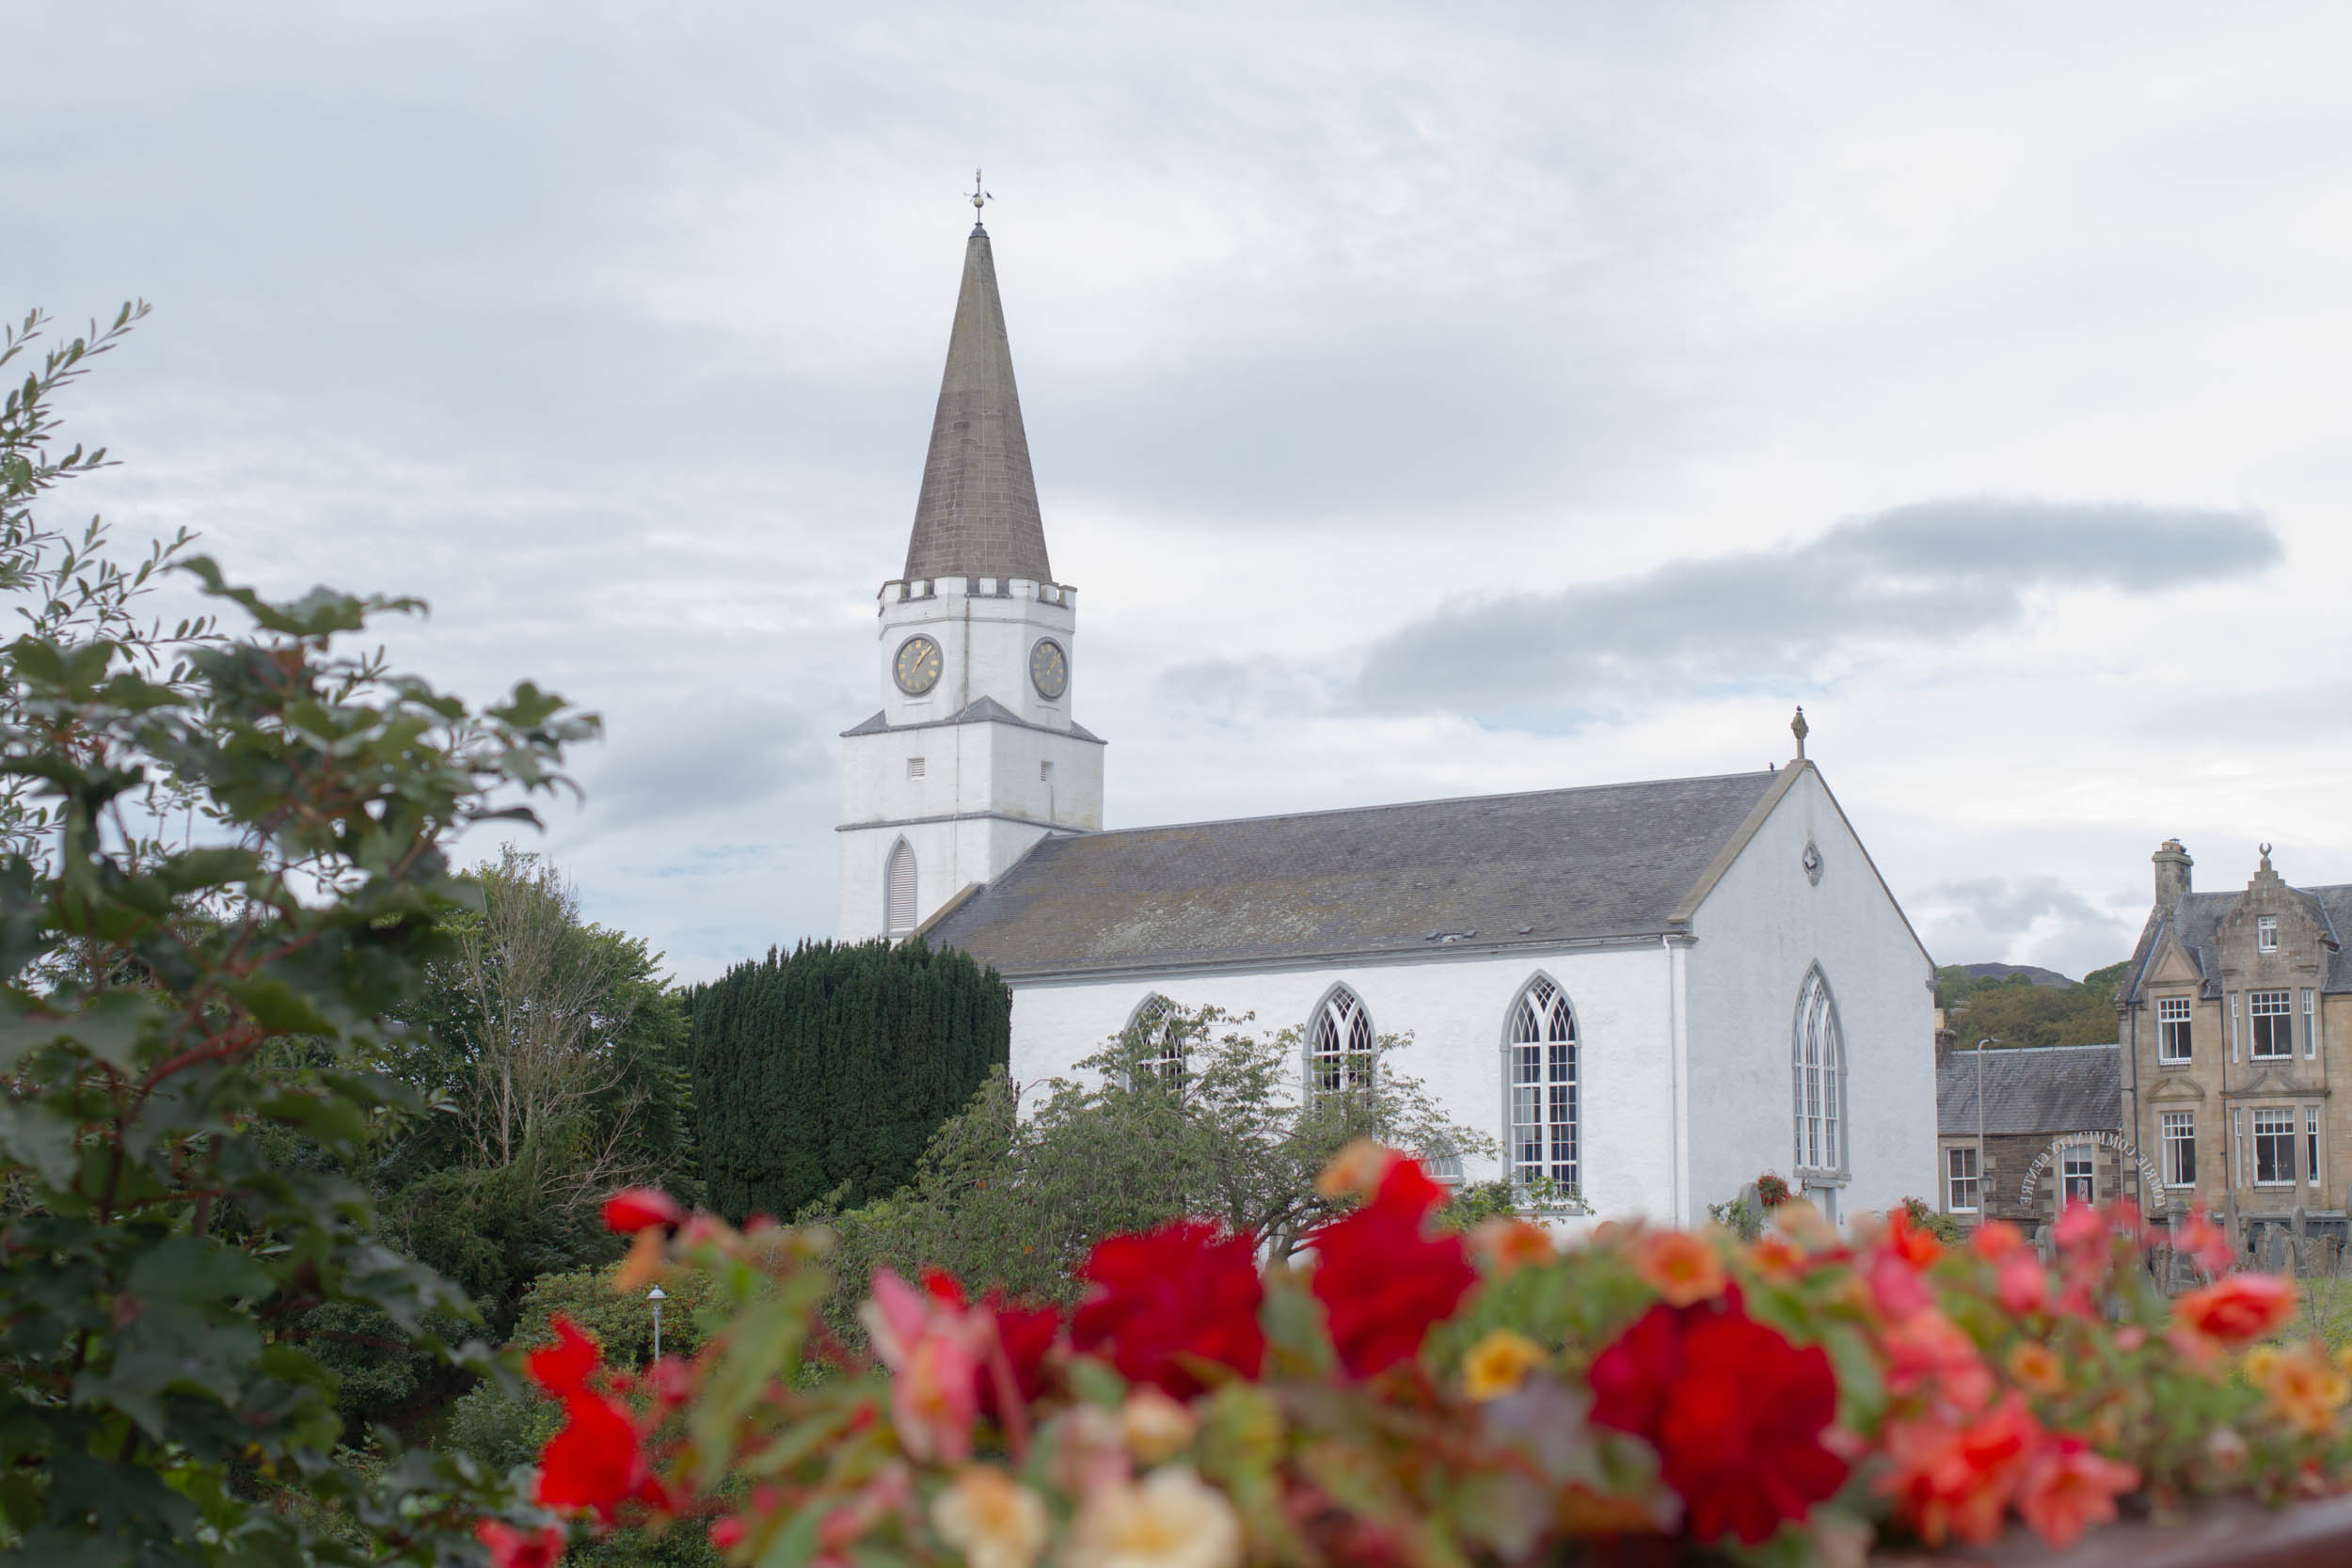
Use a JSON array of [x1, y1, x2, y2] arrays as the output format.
[[838, 212, 1938, 1227]]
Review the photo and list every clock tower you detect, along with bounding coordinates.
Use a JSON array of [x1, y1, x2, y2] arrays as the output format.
[[836, 210, 1105, 942]]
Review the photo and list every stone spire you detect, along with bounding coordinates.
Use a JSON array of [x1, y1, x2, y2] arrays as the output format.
[[901, 218, 1053, 583]]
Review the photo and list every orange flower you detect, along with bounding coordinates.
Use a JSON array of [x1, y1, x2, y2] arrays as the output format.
[[1773, 1200, 1839, 1252], [1632, 1230, 1727, 1307], [1315, 1139, 1396, 1200], [2246, 1341, 2351, 1437], [2172, 1273, 2296, 1346], [2006, 1341, 2065, 1396], [1883, 1205, 1944, 1268], [2015, 1438, 2137, 1549], [1748, 1232, 1807, 1282], [1470, 1217, 1554, 1278]]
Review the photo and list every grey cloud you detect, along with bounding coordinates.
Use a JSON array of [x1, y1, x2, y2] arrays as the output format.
[[1351, 498, 2280, 719], [580, 705, 819, 831], [1911, 875, 2139, 982]]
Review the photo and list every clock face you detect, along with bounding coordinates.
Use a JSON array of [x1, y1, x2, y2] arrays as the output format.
[[893, 635, 943, 696], [1029, 638, 1069, 700]]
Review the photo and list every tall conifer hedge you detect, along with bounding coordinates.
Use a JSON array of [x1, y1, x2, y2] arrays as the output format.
[[689, 939, 1010, 1220]]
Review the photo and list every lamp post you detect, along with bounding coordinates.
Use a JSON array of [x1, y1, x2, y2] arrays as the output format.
[[647, 1284, 667, 1362], [1977, 1037, 2000, 1224]]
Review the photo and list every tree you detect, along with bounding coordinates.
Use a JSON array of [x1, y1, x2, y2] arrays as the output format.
[[373, 847, 697, 1318], [1937, 962, 2127, 1050], [689, 939, 1009, 1222], [819, 1001, 1496, 1307], [0, 307, 588, 1561]]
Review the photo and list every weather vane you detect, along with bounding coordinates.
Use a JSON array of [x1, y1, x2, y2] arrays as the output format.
[[968, 168, 991, 220]]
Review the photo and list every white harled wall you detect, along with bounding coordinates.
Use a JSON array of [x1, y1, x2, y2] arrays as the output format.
[[1680, 766, 1938, 1222], [999, 945, 1678, 1232], [987, 767, 1938, 1232]]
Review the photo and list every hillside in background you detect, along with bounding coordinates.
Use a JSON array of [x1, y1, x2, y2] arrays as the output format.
[[1937, 959, 2129, 1051]]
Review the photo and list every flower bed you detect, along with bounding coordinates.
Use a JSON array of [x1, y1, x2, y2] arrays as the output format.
[[482, 1151, 2352, 1566]]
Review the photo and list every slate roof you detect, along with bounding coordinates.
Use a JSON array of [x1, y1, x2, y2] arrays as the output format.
[[2118, 886, 2352, 1003], [902, 224, 1053, 584], [1936, 1044, 2121, 1137], [924, 768, 1784, 978]]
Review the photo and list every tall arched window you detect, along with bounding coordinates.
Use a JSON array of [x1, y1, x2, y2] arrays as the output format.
[[1793, 966, 1844, 1176], [1507, 975, 1579, 1192], [884, 839, 917, 938], [1126, 993, 1185, 1088], [1308, 986, 1375, 1094]]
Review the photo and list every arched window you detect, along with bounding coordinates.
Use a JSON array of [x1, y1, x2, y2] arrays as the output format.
[[884, 839, 917, 937], [1507, 975, 1579, 1192], [1308, 986, 1375, 1094], [1126, 993, 1185, 1088], [1793, 966, 1844, 1175]]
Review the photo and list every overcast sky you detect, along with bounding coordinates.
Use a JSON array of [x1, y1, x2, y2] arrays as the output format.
[[11, 2, 2352, 985]]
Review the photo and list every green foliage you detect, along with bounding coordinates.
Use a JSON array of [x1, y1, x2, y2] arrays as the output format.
[[373, 847, 700, 1325], [1433, 1179, 1520, 1233], [689, 938, 1009, 1222], [0, 304, 592, 1562], [1899, 1196, 1968, 1243], [1937, 962, 2125, 1050], [817, 1002, 1495, 1310]]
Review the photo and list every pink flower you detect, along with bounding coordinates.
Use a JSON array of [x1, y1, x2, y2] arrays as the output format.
[[862, 1269, 993, 1464], [1995, 1255, 2048, 1316], [2016, 1437, 2138, 1549], [2177, 1209, 2234, 1275], [2053, 1200, 2106, 1256], [1881, 1308, 1994, 1415], [1867, 1250, 1934, 1323], [1877, 1394, 2042, 1547]]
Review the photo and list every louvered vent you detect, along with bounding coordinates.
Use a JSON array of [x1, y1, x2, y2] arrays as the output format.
[[885, 841, 918, 937]]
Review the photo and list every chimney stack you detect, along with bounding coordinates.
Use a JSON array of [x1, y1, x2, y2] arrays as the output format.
[[2153, 839, 2193, 909]]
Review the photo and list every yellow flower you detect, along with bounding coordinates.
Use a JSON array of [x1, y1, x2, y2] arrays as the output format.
[[2006, 1341, 2066, 1396], [1119, 1388, 1200, 1465], [2248, 1342, 2350, 1437], [930, 1466, 1051, 1568], [1461, 1328, 1548, 1402], [1065, 1466, 1242, 1568]]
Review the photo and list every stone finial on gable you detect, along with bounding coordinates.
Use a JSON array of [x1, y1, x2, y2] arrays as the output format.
[[1790, 705, 1808, 761]]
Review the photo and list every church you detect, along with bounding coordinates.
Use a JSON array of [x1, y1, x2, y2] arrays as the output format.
[[837, 209, 1938, 1228]]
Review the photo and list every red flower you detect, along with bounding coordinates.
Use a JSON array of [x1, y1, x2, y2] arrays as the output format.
[[527, 1317, 601, 1399], [1073, 1220, 1265, 1398], [985, 1291, 1062, 1417], [1589, 1288, 1850, 1545], [525, 1316, 648, 1519], [603, 1187, 686, 1234], [2172, 1272, 2296, 1346], [476, 1520, 565, 1568], [2053, 1200, 2106, 1255], [1309, 1158, 1478, 1378]]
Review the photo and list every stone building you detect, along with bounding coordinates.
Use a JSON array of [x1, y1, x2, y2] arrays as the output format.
[[2117, 841, 2352, 1245], [836, 209, 1940, 1228], [1934, 1043, 2127, 1234]]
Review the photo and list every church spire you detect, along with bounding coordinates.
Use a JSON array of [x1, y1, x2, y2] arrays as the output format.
[[902, 207, 1052, 583]]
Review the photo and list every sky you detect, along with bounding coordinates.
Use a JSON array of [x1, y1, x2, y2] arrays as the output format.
[[9, 1, 2352, 985]]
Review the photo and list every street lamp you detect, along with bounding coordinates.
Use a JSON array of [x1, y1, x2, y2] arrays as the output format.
[[1977, 1038, 2000, 1224], [647, 1285, 667, 1361]]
